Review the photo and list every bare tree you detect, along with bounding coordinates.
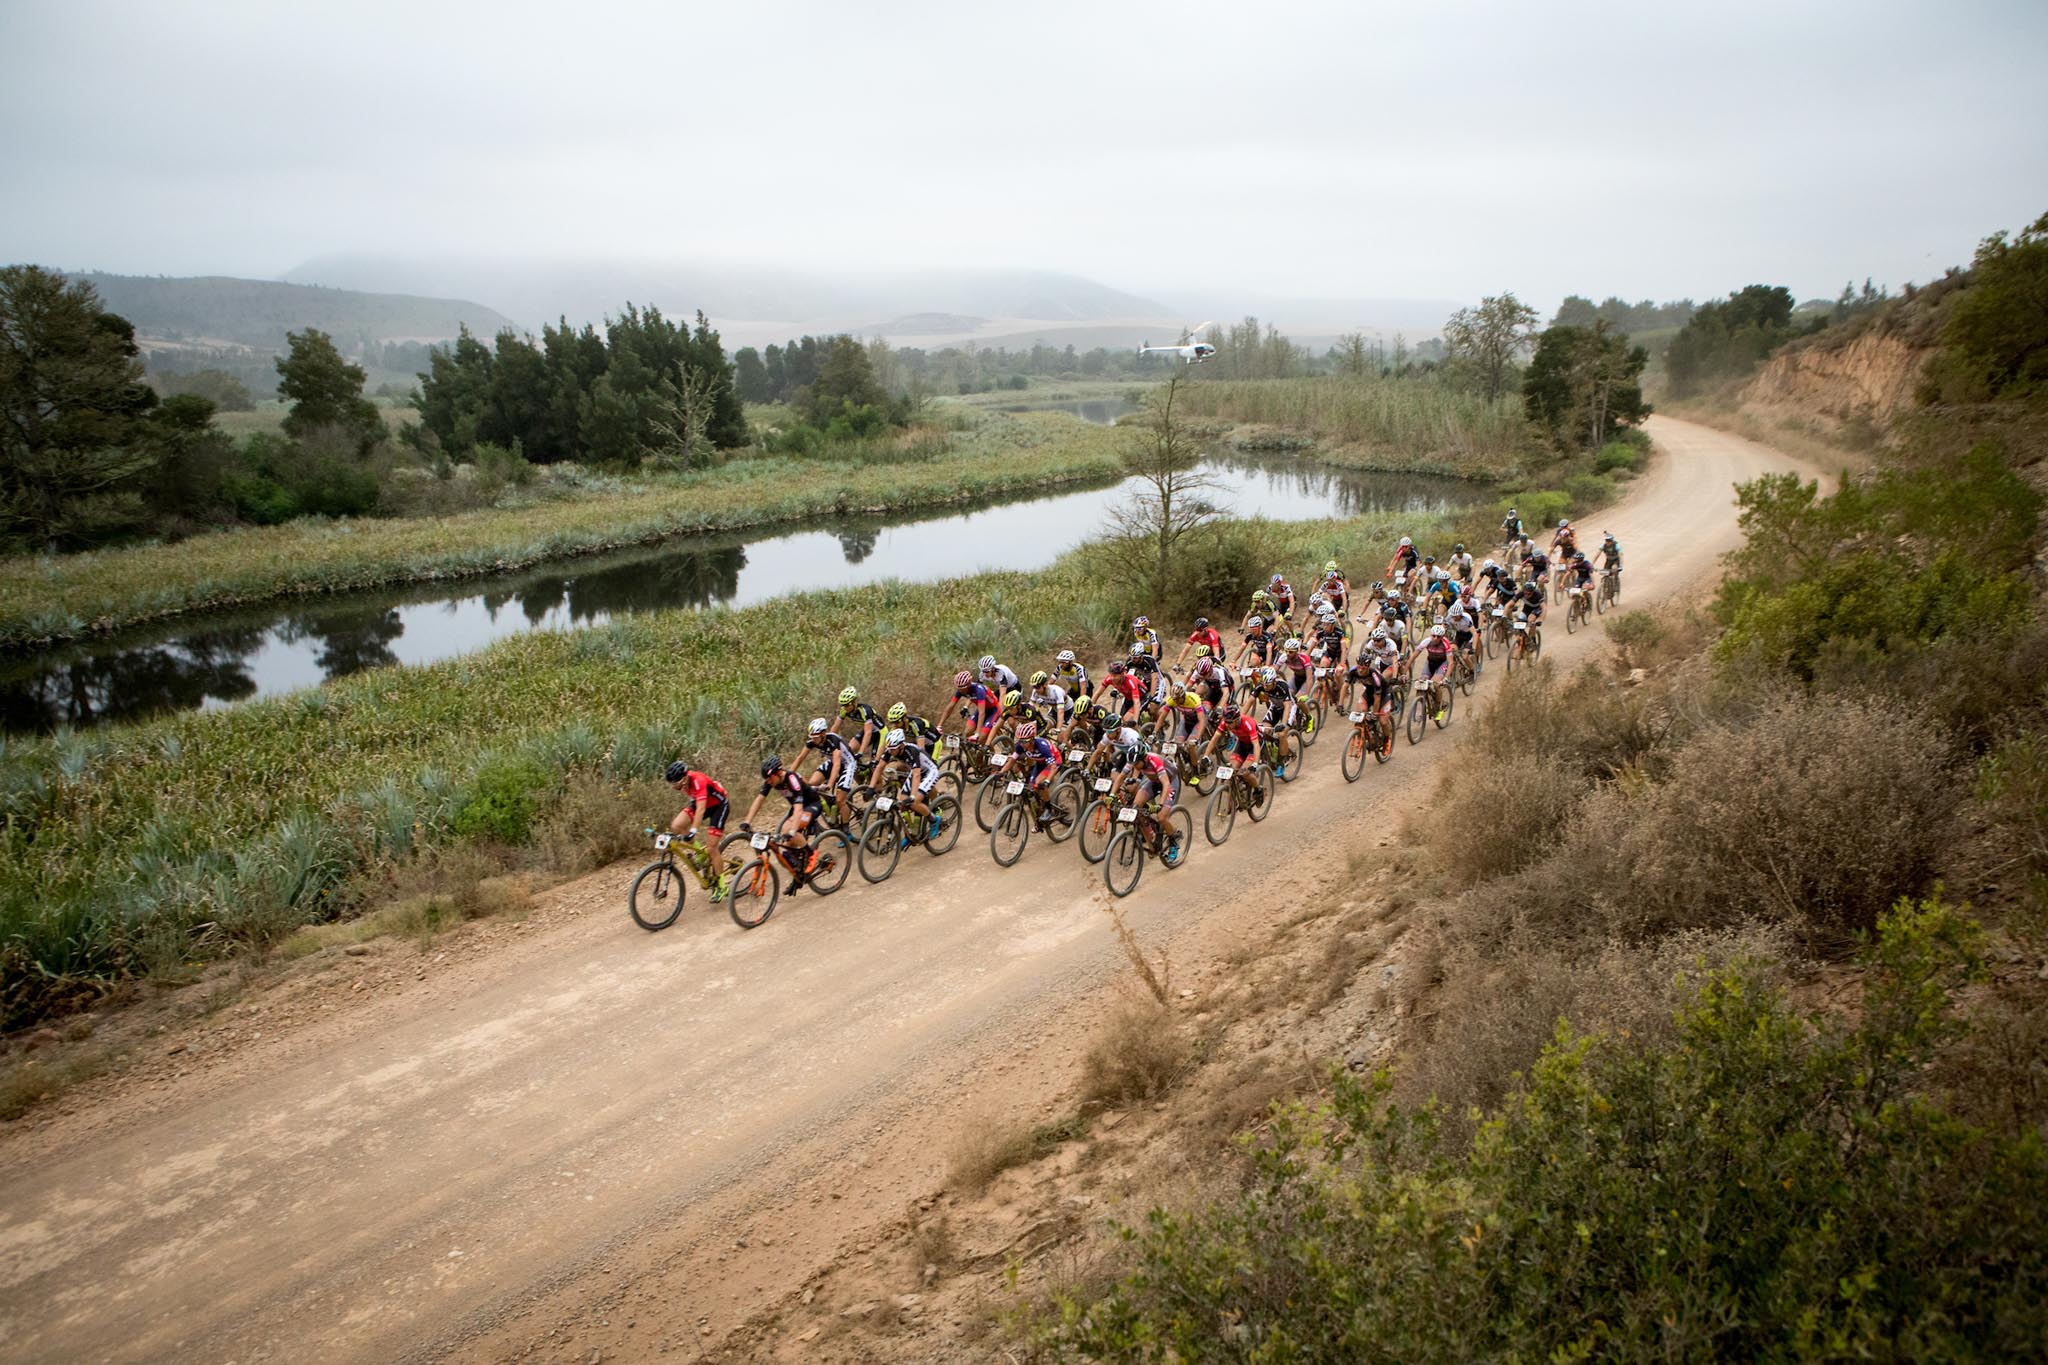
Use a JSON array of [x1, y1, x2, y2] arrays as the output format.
[[1335, 332, 1372, 377], [1442, 293, 1540, 402], [1107, 373, 1227, 604], [645, 364, 718, 469]]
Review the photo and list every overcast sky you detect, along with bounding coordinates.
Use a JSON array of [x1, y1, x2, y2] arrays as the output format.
[[3, 0, 2044, 314]]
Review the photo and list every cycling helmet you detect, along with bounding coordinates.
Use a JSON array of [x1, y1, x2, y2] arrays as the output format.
[[1252, 589, 1272, 604], [664, 760, 689, 783], [1559, 518, 1571, 529], [1194, 616, 1210, 630], [1575, 551, 1588, 562], [1130, 641, 1150, 657], [954, 669, 972, 688], [1483, 558, 1497, 569], [1270, 573, 1285, 586], [1057, 649, 1076, 665], [1029, 670, 1049, 686], [1454, 543, 1466, 554], [1318, 606, 1338, 621], [1221, 703, 1242, 721], [1108, 660, 1127, 675], [1431, 624, 1445, 638], [1508, 506, 1518, 514], [1603, 531, 1616, 542], [1371, 579, 1384, 592], [1284, 637, 1303, 651], [977, 654, 996, 672], [887, 702, 907, 723], [1258, 666, 1278, 684], [760, 755, 783, 777], [1015, 722, 1038, 742], [1133, 615, 1150, 628], [1003, 689, 1023, 710], [838, 686, 858, 705], [1246, 615, 1264, 630], [1399, 536, 1413, 547], [1372, 628, 1389, 642], [884, 727, 907, 749], [1195, 656, 1217, 676], [1194, 643, 1212, 658], [1323, 559, 1339, 573], [807, 717, 831, 736]]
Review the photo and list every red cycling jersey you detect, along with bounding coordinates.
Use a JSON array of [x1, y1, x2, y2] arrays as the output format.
[[1186, 627, 1223, 655], [1221, 714, 1260, 748], [684, 771, 726, 806], [1102, 673, 1143, 705]]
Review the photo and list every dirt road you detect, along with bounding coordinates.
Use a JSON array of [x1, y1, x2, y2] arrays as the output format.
[[0, 417, 1816, 1362]]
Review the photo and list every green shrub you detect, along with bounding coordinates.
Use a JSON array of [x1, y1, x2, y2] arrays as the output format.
[[1563, 471, 1616, 510], [222, 472, 299, 525], [1594, 439, 1642, 473], [1045, 901, 2047, 1362], [1495, 488, 1569, 534], [451, 753, 554, 844]]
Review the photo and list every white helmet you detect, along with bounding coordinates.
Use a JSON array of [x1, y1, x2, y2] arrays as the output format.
[[1318, 606, 1337, 621], [883, 726, 906, 748], [1246, 615, 1264, 629], [1284, 637, 1302, 651], [1484, 558, 1497, 569], [1399, 536, 1413, 547], [1057, 649, 1076, 665], [977, 654, 996, 672], [1430, 624, 1445, 638], [807, 717, 830, 736], [1558, 519, 1570, 529]]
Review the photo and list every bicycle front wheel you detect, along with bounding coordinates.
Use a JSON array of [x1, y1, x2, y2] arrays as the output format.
[[973, 775, 1005, 833], [924, 794, 963, 855], [858, 811, 902, 883], [628, 859, 684, 932], [1342, 728, 1367, 783], [1078, 798, 1116, 864], [727, 859, 779, 929], [1205, 783, 1237, 845], [991, 800, 1031, 867], [808, 830, 852, 896], [1104, 828, 1144, 898]]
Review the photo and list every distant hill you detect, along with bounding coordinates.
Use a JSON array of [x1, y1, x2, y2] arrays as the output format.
[[70, 272, 516, 349], [282, 255, 1174, 333]]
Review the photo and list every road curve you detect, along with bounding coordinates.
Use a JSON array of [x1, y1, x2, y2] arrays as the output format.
[[0, 416, 1819, 1362]]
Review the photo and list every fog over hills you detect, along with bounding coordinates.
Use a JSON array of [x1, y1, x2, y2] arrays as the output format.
[[75, 272, 515, 348]]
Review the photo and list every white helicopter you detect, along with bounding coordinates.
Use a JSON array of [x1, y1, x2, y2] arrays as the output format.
[[1138, 323, 1217, 364]]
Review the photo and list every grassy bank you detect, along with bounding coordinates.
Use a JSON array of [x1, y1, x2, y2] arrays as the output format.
[[0, 410, 1125, 650], [1176, 376, 1534, 477], [0, 508, 1436, 1028]]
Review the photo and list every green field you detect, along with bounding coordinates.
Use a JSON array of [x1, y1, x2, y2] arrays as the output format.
[[1176, 376, 1535, 477]]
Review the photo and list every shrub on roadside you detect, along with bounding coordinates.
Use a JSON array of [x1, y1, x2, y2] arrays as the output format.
[[451, 753, 555, 844], [1079, 997, 1192, 1106]]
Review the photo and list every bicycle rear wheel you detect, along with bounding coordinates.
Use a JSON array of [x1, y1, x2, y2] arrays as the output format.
[[858, 811, 902, 883], [923, 794, 962, 855], [727, 859, 778, 929], [1434, 685, 1454, 729], [1160, 808, 1191, 869], [1245, 766, 1275, 822], [808, 830, 851, 895], [628, 859, 684, 931], [1407, 693, 1429, 744], [1104, 827, 1144, 898], [1042, 780, 1083, 844], [990, 801, 1030, 866]]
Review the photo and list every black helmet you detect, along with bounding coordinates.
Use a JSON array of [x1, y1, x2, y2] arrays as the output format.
[[760, 754, 782, 777], [665, 760, 689, 783], [1194, 616, 1209, 629], [1453, 543, 1466, 554]]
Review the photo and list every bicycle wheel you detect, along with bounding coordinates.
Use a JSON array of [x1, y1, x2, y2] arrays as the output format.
[[857, 810, 902, 883], [628, 859, 684, 932], [923, 794, 962, 855], [808, 830, 852, 895], [716, 830, 750, 873], [1160, 808, 1192, 869], [727, 859, 778, 929], [1373, 717, 1393, 763], [1103, 827, 1144, 898], [1204, 783, 1237, 845], [990, 800, 1031, 867], [1434, 684, 1454, 729], [1245, 765, 1275, 822], [1300, 703, 1321, 748], [1565, 598, 1581, 634], [973, 774, 1005, 833], [1077, 798, 1116, 864], [1407, 692, 1429, 744], [1505, 636, 1519, 675], [1275, 739, 1302, 783], [1042, 780, 1083, 844], [1457, 658, 1475, 697], [1342, 727, 1367, 783], [1595, 579, 1611, 615]]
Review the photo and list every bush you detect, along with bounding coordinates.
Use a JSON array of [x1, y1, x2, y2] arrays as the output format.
[[451, 753, 555, 844], [1495, 488, 1569, 535], [1594, 439, 1642, 473], [1563, 471, 1616, 510], [221, 471, 299, 525], [1079, 997, 1191, 1105]]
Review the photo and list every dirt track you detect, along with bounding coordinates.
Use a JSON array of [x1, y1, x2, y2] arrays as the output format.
[[0, 417, 1818, 1362]]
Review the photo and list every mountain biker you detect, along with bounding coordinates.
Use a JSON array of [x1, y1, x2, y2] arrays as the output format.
[[1344, 648, 1397, 748], [666, 760, 734, 899], [1029, 669, 1074, 727], [1597, 532, 1622, 591], [1130, 615, 1161, 657], [1014, 721, 1062, 811], [887, 701, 945, 758], [1130, 746, 1183, 861], [954, 669, 1001, 743], [1450, 544, 1474, 584], [879, 727, 945, 840], [1190, 650, 1231, 708], [977, 654, 1020, 696], [1127, 642, 1169, 717], [1513, 577, 1547, 643], [1444, 596, 1477, 659], [1202, 701, 1263, 781], [740, 755, 822, 887], [833, 686, 883, 765], [804, 717, 862, 828], [1500, 506, 1523, 544], [1386, 535, 1420, 584], [1176, 617, 1224, 667], [994, 688, 1047, 745], [1052, 648, 1093, 701], [1418, 624, 1457, 720], [1095, 659, 1145, 719], [1236, 615, 1275, 672], [1277, 636, 1314, 697], [1525, 545, 1551, 592], [1552, 518, 1578, 559], [1159, 685, 1209, 750], [1249, 666, 1299, 778], [1320, 568, 1347, 617], [1567, 550, 1595, 606]]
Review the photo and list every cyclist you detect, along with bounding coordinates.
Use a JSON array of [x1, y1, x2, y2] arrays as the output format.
[[1277, 635, 1314, 697], [1052, 648, 1093, 701], [1375, 589, 1411, 645], [1500, 506, 1523, 545], [1095, 659, 1145, 719], [1552, 518, 1579, 560], [1566, 550, 1596, 609], [1202, 701, 1263, 786], [1236, 614, 1275, 673], [1319, 566, 1347, 617], [665, 759, 733, 898], [1597, 531, 1623, 593], [1386, 534, 1420, 584], [1013, 722, 1062, 815], [1158, 684, 1209, 752], [739, 755, 823, 887], [1128, 641, 1168, 718], [1176, 616, 1224, 668], [879, 727, 944, 842], [1344, 646, 1398, 748], [803, 717, 863, 829], [954, 669, 1001, 743], [1525, 544, 1551, 594], [1267, 573, 1295, 619], [833, 686, 883, 767], [1449, 543, 1474, 584], [1513, 576, 1547, 647], [1311, 607, 1347, 674], [886, 701, 945, 758], [994, 688, 1047, 746], [1130, 615, 1161, 657], [1028, 669, 1074, 727], [1129, 745, 1184, 863], [1417, 624, 1457, 720], [977, 654, 1020, 696], [1059, 696, 1115, 755], [1445, 593, 1477, 661], [1249, 666, 1300, 778], [1189, 649, 1231, 709]]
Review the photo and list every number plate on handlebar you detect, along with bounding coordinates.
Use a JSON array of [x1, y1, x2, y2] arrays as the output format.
[[1006, 780, 1025, 796], [1314, 667, 1329, 677], [1514, 621, 1528, 631], [1117, 806, 1138, 823], [874, 796, 893, 812], [750, 832, 771, 850], [1216, 766, 1235, 780], [1491, 607, 1505, 617], [1350, 711, 1366, 723], [991, 753, 1010, 767], [654, 833, 672, 849], [1093, 777, 1111, 793]]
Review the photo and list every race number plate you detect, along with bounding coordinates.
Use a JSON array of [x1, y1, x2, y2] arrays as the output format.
[[1514, 621, 1528, 631], [1006, 780, 1025, 796], [1350, 711, 1366, 723], [874, 796, 893, 812], [1117, 807, 1139, 823], [1491, 607, 1505, 617], [1315, 667, 1329, 678], [654, 833, 672, 849], [1093, 778, 1112, 793], [991, 753, 1010, 768], [750, 832, 771, 850], [1216, 766, 1235, 780]]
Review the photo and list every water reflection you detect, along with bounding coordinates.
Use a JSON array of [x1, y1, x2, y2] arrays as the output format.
[[2, 452, 1474, 734]]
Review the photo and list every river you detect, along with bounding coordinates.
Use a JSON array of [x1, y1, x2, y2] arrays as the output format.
[[2, 450, 1473, 734]]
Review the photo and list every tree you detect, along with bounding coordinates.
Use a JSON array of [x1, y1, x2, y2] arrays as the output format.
[[799, 335, 889, 426], [1929, 210, 2048, 400], [276, 328, 382, 452], [1442, 293, 1540, 402], [1334, 333, 1372, 378], [1522, 323, 1651, 451], [1108, 374, 1227, 606], [645, 363, 719, 470], [1664, 285, 1802, 397], [0, 265, 162, 548], [733, 346, 771, 403]]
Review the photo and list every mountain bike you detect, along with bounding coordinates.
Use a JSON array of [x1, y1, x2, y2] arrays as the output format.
[[1563, 582, 1592, 633], [1340, 703, 1395, 782], [1103, 798, 1192, 898], [972, 746, 1016, 832], [1485, 606, 1510, 660], [1503, 614, 1542, 674], [1203, 757, 1274, 845], [627, 826, 751, 931], [1407, 669, 1454, 743], [1262, 722, 1306, 782], [725, 824, 852, 929], [1451, 646, 1477, 697], [855, 780, 964, 883], [1597, 566, 1621, 613], [989, 772, 1083, 867]]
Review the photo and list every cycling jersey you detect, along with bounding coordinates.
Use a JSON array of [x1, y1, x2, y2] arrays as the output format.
[[806, 731, 859, 789], [1185, 626, 1223, 657], [762, 769, 823, 812], [1570, 559, 1595, 586], [1219, 713, 1260, 758], [890, 743, 943, 794], [1100, 672, 1144, 711], [1020, 735, 1061, 782], [1131, 627, 1161, 656], [1527, 551, 1550, 577], [1599, 541, 1622, 568], [1054, 662, 1092, 697], [1391, 546, 1419, 574], [1033, 682, 1072, 718], [1241, 633, 1273, 664], [981, 664, 1020, 694], [901, 713, 944, 750], [678, 771, 730, 832], [1136, 751, 1178, 804]]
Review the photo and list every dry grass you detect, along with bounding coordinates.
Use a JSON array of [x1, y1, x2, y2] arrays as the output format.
[[278, 844, 532, 957], [946, 1110, 1089, 1194], [533, 773, 669, 875], [1079, 996, 1192, 1107]]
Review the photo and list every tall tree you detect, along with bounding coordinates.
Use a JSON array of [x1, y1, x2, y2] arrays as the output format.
[[1522, 322, 1650, 450], [733, 346, 771, 403], [276, 328, 382, 452], [1108, 374, 1226, 606], [1664, 285, 1801, 397], [1334, 332, 1372, 378], [0, 266, 161, 548], [1443, 293, 1540, 402]]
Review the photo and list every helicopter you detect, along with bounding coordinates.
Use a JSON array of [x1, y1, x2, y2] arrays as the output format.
[[1138, 323, 1217, 364]]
